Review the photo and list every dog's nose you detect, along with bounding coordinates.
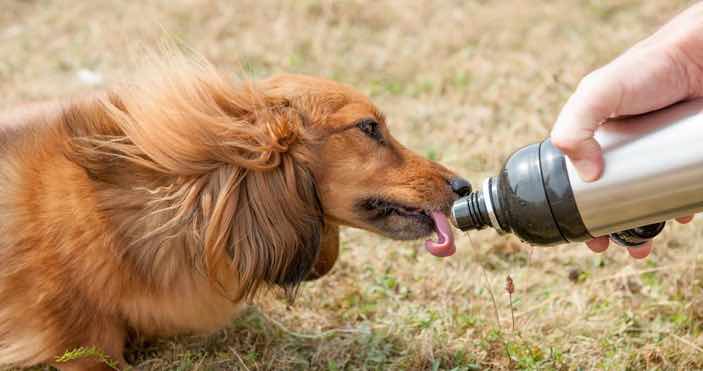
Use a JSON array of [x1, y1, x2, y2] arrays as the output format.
[[449, 177, 472, 197]]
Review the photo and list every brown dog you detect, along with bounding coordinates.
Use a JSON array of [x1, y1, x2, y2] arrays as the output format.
[[0, 57, 467, 370]]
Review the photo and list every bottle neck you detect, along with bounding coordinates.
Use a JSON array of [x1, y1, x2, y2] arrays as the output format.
[[451, 177, 503, 232]]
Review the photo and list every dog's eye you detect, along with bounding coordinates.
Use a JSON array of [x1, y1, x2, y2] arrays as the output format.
[[356, 118, 384, 144]]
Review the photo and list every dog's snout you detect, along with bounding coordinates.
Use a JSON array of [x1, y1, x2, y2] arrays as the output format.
[[449, 177, 472, 197]]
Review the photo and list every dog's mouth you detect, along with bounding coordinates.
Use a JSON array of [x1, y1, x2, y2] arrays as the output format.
[[358, 198, 456, 257]]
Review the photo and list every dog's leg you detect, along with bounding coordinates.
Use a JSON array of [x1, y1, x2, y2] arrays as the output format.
[[50, 320, 128, 371], [306, 223, 339, 280]]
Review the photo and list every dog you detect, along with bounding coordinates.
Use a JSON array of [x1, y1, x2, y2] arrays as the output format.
[[0, 56, 469, 370]]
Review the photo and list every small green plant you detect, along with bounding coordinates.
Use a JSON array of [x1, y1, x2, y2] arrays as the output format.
[[456, 313, 480, 329], [413, 309, 439, 329], [55, 346, 120, 370], [425, 148, 439, 161]]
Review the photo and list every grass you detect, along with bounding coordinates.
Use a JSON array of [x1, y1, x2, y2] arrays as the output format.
[[54, 347, 119, 370], [2, 0, 703, 369]]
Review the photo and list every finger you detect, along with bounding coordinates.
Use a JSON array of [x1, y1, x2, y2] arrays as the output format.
[[676, 215, 695, 224], [551, 69, 620, 182], [627, 241, 653, 259], [586, 236, 610, 253], [557, 136, 604, 182], [552, 45, 695, 182]]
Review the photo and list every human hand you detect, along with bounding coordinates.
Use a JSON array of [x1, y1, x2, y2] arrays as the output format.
[[550, 3, 703, 258]]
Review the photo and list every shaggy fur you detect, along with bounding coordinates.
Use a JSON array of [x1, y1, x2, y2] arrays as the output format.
[[0, 57, 461, 370]]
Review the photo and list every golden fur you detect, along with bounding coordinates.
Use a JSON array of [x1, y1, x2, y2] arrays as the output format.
[[0, 57, 460, 370]]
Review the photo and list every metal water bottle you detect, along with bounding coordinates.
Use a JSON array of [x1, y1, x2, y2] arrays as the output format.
[[450, 98, 703, 247]]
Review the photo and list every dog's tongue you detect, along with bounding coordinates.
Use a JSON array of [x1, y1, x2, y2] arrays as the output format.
[[425, 211, 456, 257]]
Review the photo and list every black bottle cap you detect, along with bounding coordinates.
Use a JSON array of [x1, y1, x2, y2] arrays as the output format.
[[609, 222, 666, 247]]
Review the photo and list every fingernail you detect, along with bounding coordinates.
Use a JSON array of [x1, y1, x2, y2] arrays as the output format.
[[573, 159, 601, 182]]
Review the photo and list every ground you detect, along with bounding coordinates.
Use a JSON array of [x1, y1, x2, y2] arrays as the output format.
[[2, 0, 702, 370]]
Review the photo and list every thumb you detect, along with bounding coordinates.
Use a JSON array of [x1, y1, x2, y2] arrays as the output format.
[[552, 134, 603, 182], [550, 69, 623, 182]]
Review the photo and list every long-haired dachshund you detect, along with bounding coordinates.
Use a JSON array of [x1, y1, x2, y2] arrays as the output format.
[[0, 56, 469, 370]]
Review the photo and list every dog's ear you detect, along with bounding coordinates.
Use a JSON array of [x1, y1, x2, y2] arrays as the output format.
[[195, 105, 325, 301], [305, 223, 339, 281], [221, 152, 324, 299]]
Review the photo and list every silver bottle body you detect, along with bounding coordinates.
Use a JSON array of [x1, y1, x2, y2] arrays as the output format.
[[566, 97, 703, 237], [451, 97, 703, 246]]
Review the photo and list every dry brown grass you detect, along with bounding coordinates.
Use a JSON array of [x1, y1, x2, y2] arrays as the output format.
[[2, 0, 703, 370]]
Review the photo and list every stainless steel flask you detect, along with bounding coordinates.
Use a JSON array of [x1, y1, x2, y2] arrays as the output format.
[[450, 98, 703, 247]]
